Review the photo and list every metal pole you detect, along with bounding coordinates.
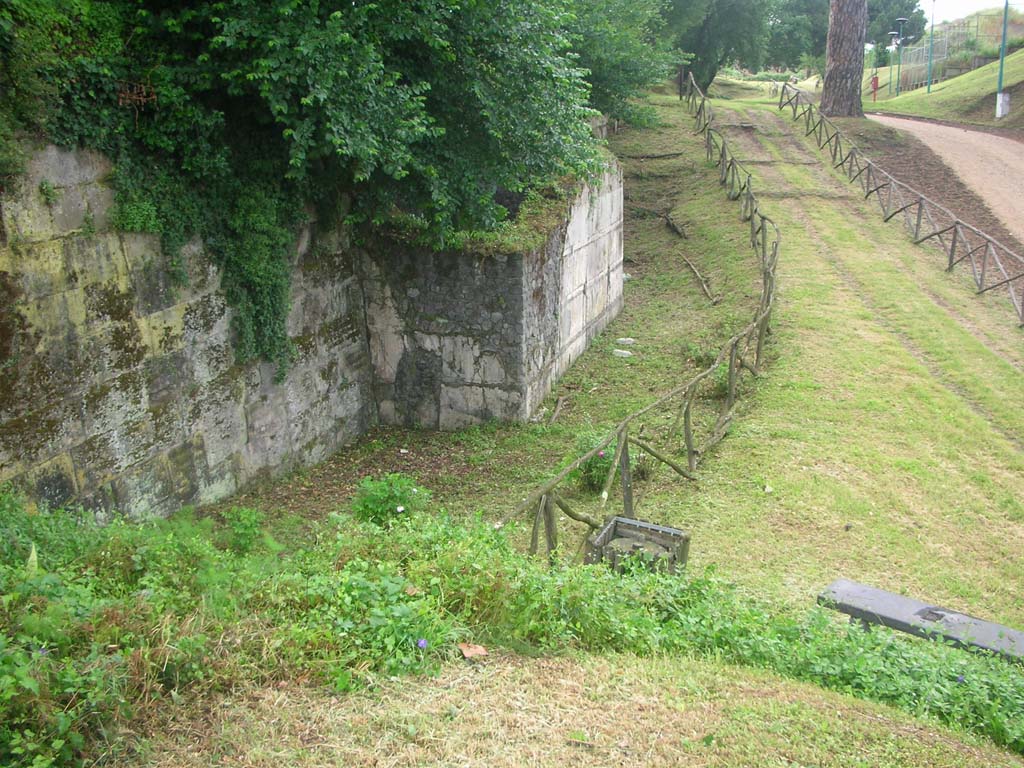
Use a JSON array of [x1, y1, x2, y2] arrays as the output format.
[[996, 0, 1010, 118], [889, 33, 898, 93], [896, 18, 908, 95], [927, 0, 936, 92]]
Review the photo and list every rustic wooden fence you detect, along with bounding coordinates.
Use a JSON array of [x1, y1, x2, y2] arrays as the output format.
[[778, 83, 1024, 326], [501, 74, 781, 561]]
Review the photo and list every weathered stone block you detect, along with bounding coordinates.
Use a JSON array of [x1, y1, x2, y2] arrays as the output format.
[[124, 235, 183, 316], [112, 438, 205, 520], [11, 240, 69, 298], [11, 452, 78, 510], [70, 418, 156, 491], [63, 235, 129, 289], [50, 184, 89, 235], [81, 369, 148, 436], [26, 145, 112, 189], [242, 389, 293, 481], [0, 398, 84, 475], [2, 187, 55, 243], [83, 184, 115, 232]]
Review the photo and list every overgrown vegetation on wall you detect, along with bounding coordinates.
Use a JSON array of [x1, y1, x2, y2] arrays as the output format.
[[2, 483, 1022, 766], [0, 0, 674, 371]]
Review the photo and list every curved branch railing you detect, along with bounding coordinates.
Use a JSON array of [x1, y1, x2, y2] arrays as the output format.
[[502, 74, 781, 558], [778, 83, 1024, 326]]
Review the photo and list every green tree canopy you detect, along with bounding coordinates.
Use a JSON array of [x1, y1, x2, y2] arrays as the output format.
[[567, 0, 677, 123], [866, 0, 926, 50], [665, 0, 771, 90], [765, 0, 830, 69], [1, 0, 673, 368]]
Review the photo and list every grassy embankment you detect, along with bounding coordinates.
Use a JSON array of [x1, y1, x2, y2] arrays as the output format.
[[863, 47, 1024, 129]]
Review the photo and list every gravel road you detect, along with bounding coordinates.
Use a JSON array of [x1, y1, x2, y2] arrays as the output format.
[[868, 114, 1024, 243]]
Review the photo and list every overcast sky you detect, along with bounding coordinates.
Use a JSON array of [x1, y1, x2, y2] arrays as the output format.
[[929, 0, 1019, 26]]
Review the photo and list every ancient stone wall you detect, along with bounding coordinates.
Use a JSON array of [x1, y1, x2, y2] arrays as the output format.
[[0, 146, 622, 515], [364, 165, 623, 429], [362, 244, 528, 430], [523, 166, 623, 415], [0, 146, 374, 517]]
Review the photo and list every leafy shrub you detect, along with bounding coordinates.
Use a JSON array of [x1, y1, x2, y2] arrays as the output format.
[[222, 507, 265, 555], [574, 430, 618, 492], [710, 362, 730, 399], [682, 340, 719, 369], [37, 179, 59, 206], [351, 473, 431, 527], [574, 430, 649, 492]]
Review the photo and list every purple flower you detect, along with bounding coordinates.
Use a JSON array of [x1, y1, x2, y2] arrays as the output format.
[[956, 674, 966, 684], [598, 451, 605, 458], [417, 638, 428, 649]]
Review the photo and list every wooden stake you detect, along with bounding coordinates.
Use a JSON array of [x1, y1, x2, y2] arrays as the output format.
[[620, 434, 634, 518], [547, 396, 566, 426], [600, 429, 625, 507], [550, 492, 601, 529], [628, 436, 697, 481], [529, 502, 542, 555], [542, 494, 558, 564]]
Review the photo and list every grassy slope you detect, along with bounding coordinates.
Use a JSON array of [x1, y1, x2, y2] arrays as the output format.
[[129, 91, 1024, 765], [126, 653, 1023, 768], [629, 93, 1024, 626], [866, 48, 1024, 128]]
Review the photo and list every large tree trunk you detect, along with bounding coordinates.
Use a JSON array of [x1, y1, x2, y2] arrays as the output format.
[[820, 0, 867, 116]]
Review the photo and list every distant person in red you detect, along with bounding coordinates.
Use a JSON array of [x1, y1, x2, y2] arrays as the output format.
[[871, 74, 880, 102]]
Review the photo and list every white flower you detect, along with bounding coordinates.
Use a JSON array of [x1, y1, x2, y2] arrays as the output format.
[[396, 505, 406, 513]]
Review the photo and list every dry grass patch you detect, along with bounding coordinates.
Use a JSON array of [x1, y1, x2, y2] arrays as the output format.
[[119, 653, 1024, 768]]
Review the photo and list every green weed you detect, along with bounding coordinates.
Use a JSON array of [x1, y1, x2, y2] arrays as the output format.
[[351, 473, 431, 527], [37, 179, 59, 206]]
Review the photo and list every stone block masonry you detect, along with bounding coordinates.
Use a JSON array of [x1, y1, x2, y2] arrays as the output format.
[[0, 146, 622, 515], [364, 164, 623, 430], [0, 146, 375, 517]]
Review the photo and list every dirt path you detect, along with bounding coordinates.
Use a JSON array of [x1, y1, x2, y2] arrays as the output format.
[[868, 114, 1024, 243]]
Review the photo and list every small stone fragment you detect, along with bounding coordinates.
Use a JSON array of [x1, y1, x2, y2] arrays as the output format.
[[612, 349, 633, 358], [616, 337, 636, 345]]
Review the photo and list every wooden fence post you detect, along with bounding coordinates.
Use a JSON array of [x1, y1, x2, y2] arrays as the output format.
[[683, 393, 696, 472], [727, 341, 739, 409], [542, 494, 557, 564], [620, 429, 635, 518]]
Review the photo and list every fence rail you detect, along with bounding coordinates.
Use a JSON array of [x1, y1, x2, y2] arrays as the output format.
[[778, 83, 1024, 326], [501, 74, 781, 561]]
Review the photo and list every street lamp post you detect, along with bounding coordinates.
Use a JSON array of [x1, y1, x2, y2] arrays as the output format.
[[896, 17, 909, 96], [927, 0, 936, 93], [996, 0, 1010, 117], [888, 31, 899, 94]]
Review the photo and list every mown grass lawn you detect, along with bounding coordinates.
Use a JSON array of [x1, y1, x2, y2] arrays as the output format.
[[868, 47, 1024, 129]]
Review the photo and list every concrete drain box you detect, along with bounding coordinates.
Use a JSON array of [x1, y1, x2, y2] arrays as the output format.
[[585, 516, 690, 574]]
